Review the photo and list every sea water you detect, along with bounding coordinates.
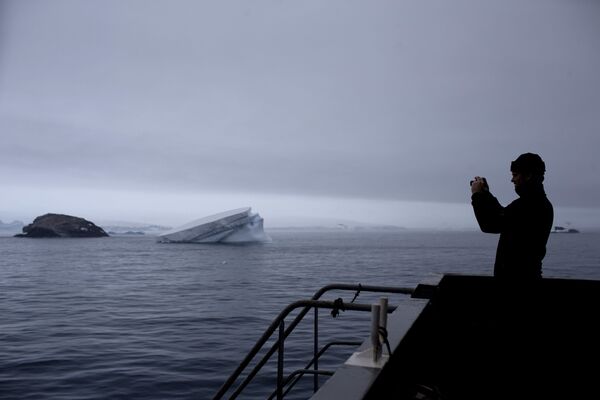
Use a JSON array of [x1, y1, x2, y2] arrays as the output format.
[[1, 230, 599, 399]]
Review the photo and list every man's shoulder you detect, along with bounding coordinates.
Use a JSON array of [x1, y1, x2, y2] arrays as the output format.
[[505, 197, 522, 210], [508, 194, 553, 216]]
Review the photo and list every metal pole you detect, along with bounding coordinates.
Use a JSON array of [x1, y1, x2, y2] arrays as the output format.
[[313, 307, 319, 392], [379, 297, 388, 331], [371, 304, 381, 362], [277, 319, 285, 400]]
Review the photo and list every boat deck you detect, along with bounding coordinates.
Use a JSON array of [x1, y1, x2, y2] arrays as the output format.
[[311, 274, 600, 400]]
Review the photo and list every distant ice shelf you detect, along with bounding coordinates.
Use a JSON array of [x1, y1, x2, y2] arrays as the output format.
[[157, 207, 271, 244]]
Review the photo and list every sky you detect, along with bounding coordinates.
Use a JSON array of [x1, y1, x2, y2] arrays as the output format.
[[1, 0, 599, 229]]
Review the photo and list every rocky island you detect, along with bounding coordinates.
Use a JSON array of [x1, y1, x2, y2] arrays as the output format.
[[15, 213, 109, 238]]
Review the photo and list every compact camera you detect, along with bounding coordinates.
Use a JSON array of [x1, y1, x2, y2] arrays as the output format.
[[470, 178, 488, 189]]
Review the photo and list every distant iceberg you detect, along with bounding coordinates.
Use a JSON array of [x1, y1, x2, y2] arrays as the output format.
[[551, 225, 579, 234], [157, 207, 271, 243]]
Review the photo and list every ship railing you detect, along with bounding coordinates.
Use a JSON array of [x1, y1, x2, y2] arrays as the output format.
[[212, 283, 415, 400]]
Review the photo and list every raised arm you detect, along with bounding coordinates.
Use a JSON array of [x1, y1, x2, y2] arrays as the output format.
[[470, 177, 504, 233]]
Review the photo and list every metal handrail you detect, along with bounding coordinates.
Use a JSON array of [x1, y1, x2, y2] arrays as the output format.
[[212, 284, 414, 400], [228, 300, 383, 400], [308, 284, 413, 394], [227, 285, 413, 400]]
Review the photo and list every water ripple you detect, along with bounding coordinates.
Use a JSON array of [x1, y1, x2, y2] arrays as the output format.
[[1, 232, 598, 399]]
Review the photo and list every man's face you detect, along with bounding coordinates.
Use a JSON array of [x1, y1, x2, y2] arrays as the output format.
[[511, 171, 529, 189]]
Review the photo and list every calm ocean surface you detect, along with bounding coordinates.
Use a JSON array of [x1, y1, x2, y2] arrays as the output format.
[[1, 230, 599, 399]]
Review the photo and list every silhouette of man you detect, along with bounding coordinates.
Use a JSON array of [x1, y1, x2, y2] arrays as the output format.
[[470, 153, 554, 280]]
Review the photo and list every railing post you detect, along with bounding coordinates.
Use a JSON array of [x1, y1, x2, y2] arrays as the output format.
[[379, 297, 388, 332], [313, 307, 319, 392], [277, 319, 285, 400], [371, 304, 382, 362]]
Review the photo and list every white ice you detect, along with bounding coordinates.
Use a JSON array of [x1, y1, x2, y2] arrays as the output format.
[[157, 207, 271, 244]]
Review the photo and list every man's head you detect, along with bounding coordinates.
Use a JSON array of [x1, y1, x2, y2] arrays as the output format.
[[510, 153, 546, 191]]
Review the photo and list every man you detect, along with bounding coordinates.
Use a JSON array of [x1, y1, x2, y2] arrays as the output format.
[[471, 153, 554, 280]]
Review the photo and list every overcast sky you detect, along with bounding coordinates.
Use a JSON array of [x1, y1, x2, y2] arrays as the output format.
[[1, 0, 599, 229]]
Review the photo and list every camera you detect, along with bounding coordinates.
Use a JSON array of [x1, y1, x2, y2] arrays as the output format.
[[470, 178, 488, 189]]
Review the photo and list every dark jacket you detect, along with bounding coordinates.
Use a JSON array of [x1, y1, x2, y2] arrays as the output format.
[[471, 183, 553, 280]]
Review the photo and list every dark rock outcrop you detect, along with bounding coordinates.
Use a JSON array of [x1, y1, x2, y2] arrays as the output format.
[[15, 213, 109, 238]]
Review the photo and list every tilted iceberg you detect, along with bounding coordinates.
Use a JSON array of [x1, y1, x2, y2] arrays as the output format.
[[157, 207, 271, 243]]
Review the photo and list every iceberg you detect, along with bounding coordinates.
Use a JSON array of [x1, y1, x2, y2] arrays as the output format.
[[157, 207, 271, 243]]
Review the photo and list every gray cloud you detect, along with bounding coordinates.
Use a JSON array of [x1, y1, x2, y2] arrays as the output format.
[[1, 0, 600, 224]]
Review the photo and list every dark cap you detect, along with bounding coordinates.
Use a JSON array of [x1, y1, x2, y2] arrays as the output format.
[[510, 153, 546, 176]]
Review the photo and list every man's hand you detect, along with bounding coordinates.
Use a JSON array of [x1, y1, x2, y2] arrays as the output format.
[[470, 176, 489, 194]]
